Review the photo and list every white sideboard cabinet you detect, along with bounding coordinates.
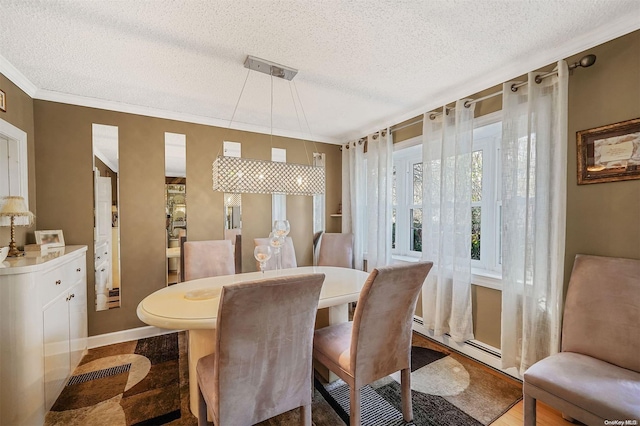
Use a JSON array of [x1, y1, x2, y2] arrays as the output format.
[[0, 245, 88, 426]]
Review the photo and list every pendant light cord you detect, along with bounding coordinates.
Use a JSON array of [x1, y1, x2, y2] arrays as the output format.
[[217, 68, 251, 157]]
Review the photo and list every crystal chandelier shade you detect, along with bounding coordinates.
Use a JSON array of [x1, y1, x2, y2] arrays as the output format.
[[212, 155, 325, 196]]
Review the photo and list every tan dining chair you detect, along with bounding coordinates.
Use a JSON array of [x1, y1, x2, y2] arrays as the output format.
[[317, 233, 354, 268], [313, 261, 434, 426], [523, 254, 640, 425], [254, 236, 297, 270], [196, 273, 326, 426], [183, 240, 235, 281]]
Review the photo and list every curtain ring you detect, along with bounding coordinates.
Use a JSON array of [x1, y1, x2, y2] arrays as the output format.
[[381, 129, 388, 137], [429, 113, 438, 120], [464, 100, 472, 108], [510, 83, 519, 92], [534, 75, 543, 84], [372, 133, 379, 140]]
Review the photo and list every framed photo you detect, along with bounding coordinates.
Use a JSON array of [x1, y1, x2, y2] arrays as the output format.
[[34, 230, 65, 248], [577, 117, 640, 184], [0, 89, 5, 112]]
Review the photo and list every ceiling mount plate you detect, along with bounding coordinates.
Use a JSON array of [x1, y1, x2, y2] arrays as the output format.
[[244, 56, 298, 81]]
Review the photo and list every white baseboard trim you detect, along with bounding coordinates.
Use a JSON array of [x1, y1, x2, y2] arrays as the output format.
[[87, 326, 180, 349], [412, 319, 521, 380]]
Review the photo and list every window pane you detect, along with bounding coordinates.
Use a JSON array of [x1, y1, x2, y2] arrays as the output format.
[[392, 165, 397, 206], [471, 150, 482, 203], [392, 208, 396, 249], [413, 163, 422, 205], [471, 206, 481, 260], [410, 208, 422, 252]]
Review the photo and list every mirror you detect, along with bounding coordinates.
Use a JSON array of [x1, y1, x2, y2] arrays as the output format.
[[223, 141, 242, 241], [165, 133, 186, 285], [92, 124, 121, 311]]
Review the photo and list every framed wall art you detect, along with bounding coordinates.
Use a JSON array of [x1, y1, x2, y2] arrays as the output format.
[[0, 89, 6, 112], [577, 117, 640, 184]]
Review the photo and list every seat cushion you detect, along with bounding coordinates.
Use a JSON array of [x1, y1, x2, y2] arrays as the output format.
[[524, 352, 640, 420], [196, 353, 219, 421], [314, 322, 353, 376]]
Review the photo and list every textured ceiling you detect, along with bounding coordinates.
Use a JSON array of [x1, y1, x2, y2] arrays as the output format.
[[0, 1, 639, 144]]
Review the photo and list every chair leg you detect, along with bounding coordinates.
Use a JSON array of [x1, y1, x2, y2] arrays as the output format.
[[401, 368, 413, 422], [523, 393, 536, 426], [197, 384, 208, 426], [350, 385, 361, 426], [300, 404, 311, 426]]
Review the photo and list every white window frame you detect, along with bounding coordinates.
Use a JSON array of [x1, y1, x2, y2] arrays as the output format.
[[470, 111, 503, 286], [392, 137, 423, 258]]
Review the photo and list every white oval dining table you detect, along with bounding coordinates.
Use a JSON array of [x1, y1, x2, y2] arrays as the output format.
[[137, 266, 370, 417]]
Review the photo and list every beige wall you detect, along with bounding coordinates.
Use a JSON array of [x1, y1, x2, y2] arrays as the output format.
[[33, 101, 341, 336], [0, 74, 36, 246], [564, 30, 640, 290]]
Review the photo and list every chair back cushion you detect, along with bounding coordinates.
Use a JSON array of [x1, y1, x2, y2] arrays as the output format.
[[562, 254, 640, 372], [351, 262, 433, 384], [183, 240, 235, 281], [215, 273, 325, 425], [253, 237, 297, 270], [318, 233, 354, 268]]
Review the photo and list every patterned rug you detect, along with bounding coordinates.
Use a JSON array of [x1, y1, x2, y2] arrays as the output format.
[[45, 332, 521, 426], [315, 345, 523, 426]]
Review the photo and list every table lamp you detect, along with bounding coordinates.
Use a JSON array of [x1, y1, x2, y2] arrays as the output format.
[[0, 196, 34, 257]]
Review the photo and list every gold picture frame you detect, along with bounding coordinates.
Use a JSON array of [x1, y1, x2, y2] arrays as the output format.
[[0, 89, 6, 112], [577, 117, 640, 184]]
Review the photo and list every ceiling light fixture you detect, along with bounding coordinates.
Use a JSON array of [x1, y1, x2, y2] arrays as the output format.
[[212, 56, 325, 196]]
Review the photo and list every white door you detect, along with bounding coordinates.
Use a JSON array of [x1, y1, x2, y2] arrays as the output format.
[[43, 294, 70, 411]]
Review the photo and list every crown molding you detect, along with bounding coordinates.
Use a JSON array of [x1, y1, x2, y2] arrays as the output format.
[[345, 15, 640, 141], [0, 54, 38, 97], [33, 89, 342, 145]]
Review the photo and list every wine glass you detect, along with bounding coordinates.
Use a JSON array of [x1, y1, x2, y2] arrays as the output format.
[[254, 245, 272, 273], [269, 231, 284, 270], [273, 220, 290, 238]]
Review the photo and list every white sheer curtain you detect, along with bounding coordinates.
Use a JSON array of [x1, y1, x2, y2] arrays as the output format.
[[366, 130, 393, 270], [500, 61, 568, 375], [342, 139, 365, 270], [421, 100, 475, 342]]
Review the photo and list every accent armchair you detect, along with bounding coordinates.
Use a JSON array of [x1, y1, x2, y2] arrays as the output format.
[[313, 262, 434, 426], [523, 254, 640, 425]]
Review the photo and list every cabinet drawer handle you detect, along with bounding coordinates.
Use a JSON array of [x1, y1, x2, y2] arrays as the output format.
[[76, 268, 82, 272], [104, 251, 108, 255], [55, 280, 62, 285], [70, 293, 75, 299], [97, 256, 101, 260], [101, 268, 105, 272]]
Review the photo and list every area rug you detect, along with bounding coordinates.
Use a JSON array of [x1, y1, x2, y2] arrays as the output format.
[[315, 345, 523, 426], [45, 333, 185, 426], [46, 332, 521, 426]]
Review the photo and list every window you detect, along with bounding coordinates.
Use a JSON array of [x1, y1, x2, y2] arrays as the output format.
[[391, 111, 502, 276], [471, 112, 502, 273], [392, 143, 423, 257]]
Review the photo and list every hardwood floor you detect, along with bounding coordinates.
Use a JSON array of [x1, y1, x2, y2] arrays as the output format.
[[412, 333, 573, 426]]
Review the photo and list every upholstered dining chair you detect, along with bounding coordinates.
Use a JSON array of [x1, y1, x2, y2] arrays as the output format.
[[317, 233, 354, 268], [313, 262, 433, 426], [196, 273, 325, 426], [183, 240, 235, 281], [254, 236, 297, 270]]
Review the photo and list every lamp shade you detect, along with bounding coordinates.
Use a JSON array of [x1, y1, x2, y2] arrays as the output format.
[[0, 196, 34, 225]]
